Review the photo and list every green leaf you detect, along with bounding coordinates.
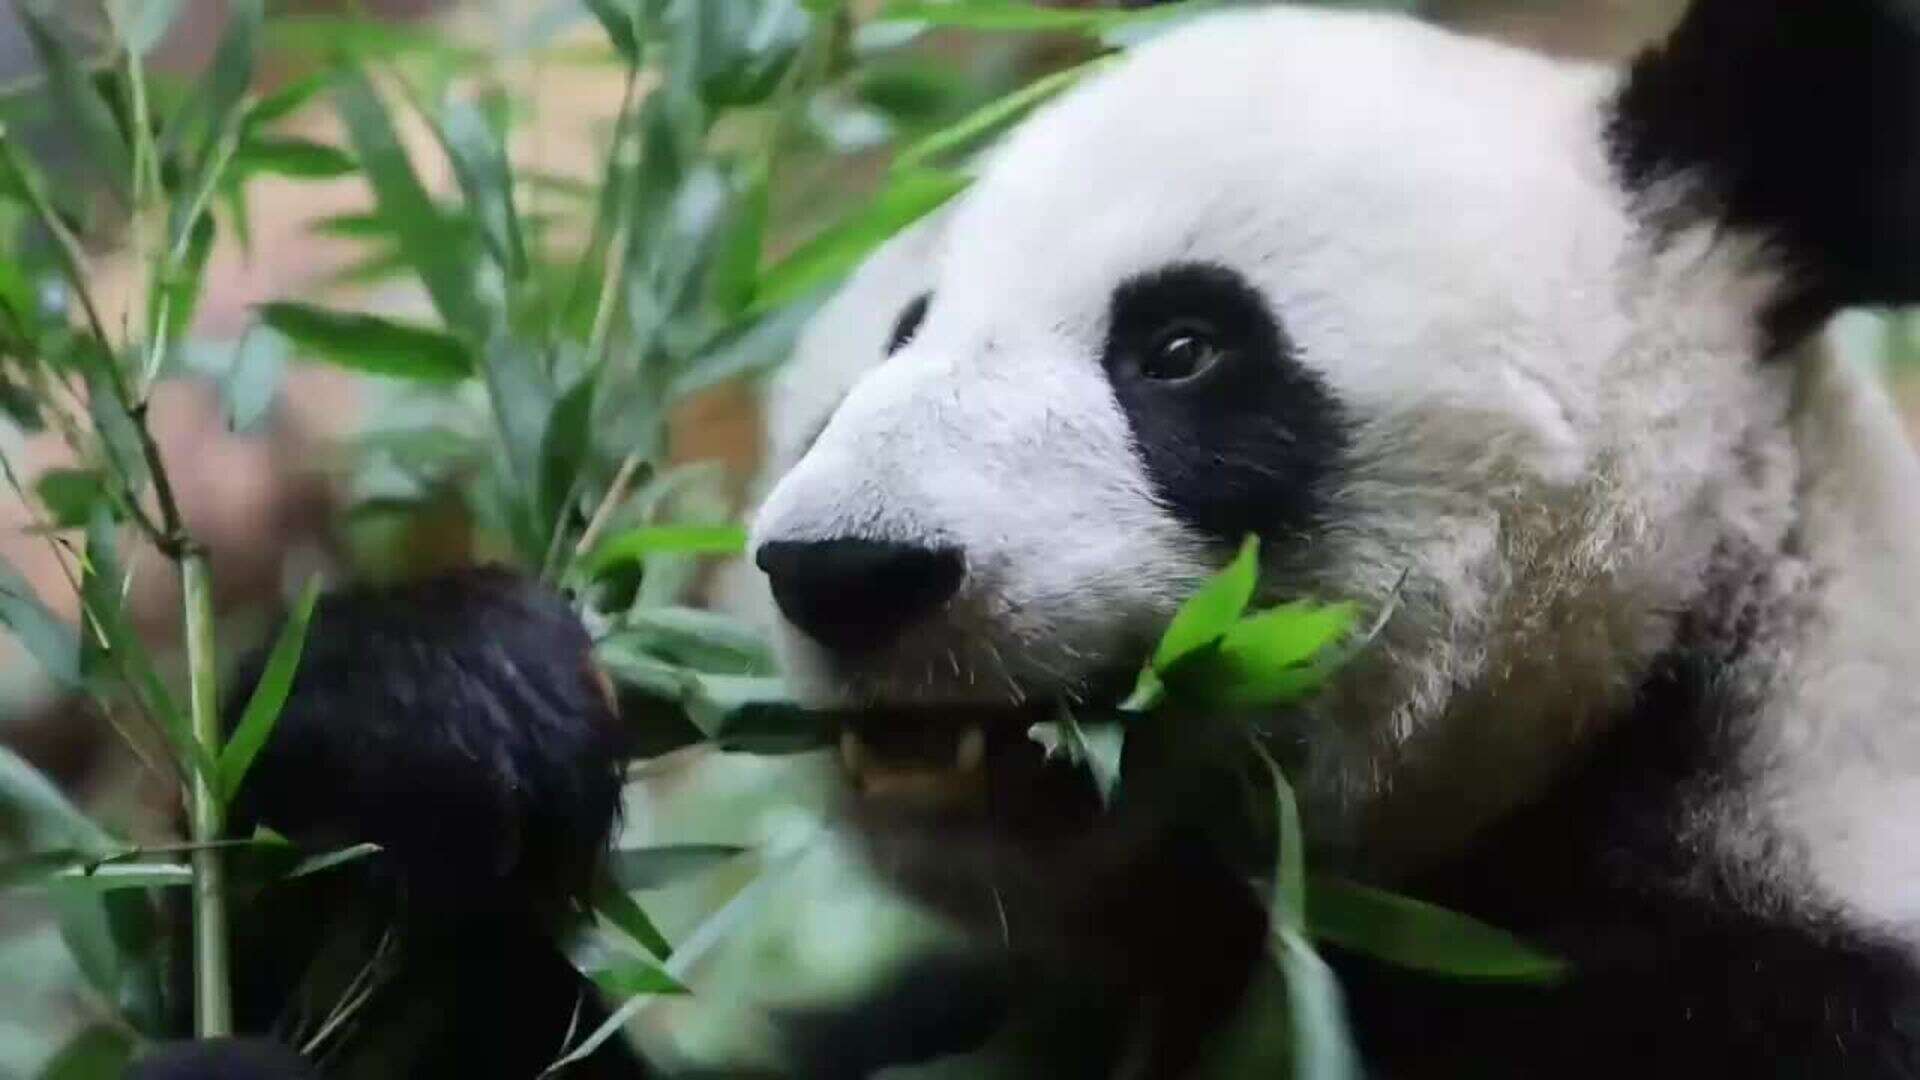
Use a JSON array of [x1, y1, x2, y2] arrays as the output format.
[[33, 468, 104, 529], [266, 16, 486, 65], [688, 0, 812, 107], [15, 3, 132, 198], [1184, 600, 1360, 709], [285, 842, 381, 880], [711, 161, 769, 317], [539, 372, 598, 535], [247, 70, 336, 128], [41, 862, 193, 892], [233, 135, 357, 179], [260, 302, 474, 382], [612, 607, 774, 675], [1275, 928, 1363, 1080], [221, 327, 290, 433], [1306, 877, 1568, 984], [438, 95, 528, 279], [1026, 710, 1124, 806], [751, 167, 969, 311], [333, 67, 488, 336], [52, 887, 163, 1035], [108, 0, 186, 55], [667, 299, 821, 402], [1260, 741, 1306, 931], [593, 870, 672, 959], [157, 210, 217, 348], [894, 55, 1109, 171], [686, 674, 828, 754], [582, 0, 643, 63], [1152, 534, 1259, 673], [78, 509, 194, 768], [877, 0, 1182, 33], [0, 848, 88, 889], [607, 844, 746, 892], [586, 524, 748, 574], [35, 1023, 134, 1080], [0, 557, 79, 688], [216, 577, 322, 807], [0, 745, 112, 851]]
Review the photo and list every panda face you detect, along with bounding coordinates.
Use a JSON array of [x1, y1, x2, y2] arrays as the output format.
[[750, 2, 1920, 865], [759, 10, 1675, 705]]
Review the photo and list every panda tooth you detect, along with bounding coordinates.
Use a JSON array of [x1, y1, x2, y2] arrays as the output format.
[[839, 729, 868, 775], [955, 725, 986, 773]]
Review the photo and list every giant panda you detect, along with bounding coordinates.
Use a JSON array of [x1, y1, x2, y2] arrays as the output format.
[[743, 0, 1920, 1075]]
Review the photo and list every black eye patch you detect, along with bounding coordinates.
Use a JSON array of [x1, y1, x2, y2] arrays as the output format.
[[1102, 263, 1347, 546], [887, 293, 932, 356]]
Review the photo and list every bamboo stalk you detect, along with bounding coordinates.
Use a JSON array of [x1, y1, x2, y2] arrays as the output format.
[[181, 551, 231, 1037]]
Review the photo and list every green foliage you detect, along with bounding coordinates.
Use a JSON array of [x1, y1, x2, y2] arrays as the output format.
[[215, 577, 321, 807]]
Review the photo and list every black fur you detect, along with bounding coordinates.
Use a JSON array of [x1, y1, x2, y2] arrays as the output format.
[[128, 1039, 316, 1080], [171, 569, 647, 1079], [1101, 263, 1347, 546], [1335, 622, 1920, 1077], [229, 567, 623, 910], [1610, 0, 1920, 348]]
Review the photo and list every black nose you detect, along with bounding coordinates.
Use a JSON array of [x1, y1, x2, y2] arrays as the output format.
[[756, 539, 965, 653]]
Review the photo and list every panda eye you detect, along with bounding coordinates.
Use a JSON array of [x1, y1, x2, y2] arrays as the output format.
[[1141, 324, 1227, 382], [886, 293, 932, 356]]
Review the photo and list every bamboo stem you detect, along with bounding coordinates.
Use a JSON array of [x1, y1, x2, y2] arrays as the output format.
[[181, 551, 231, 1037]]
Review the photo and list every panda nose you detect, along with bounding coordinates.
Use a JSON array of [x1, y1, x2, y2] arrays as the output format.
[[756, 539, 966, 654]]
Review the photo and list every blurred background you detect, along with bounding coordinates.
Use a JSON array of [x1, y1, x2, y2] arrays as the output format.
[[0, 1, 1914, 1076]]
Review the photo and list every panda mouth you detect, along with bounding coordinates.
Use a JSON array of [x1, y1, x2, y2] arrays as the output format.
[[835, 707, 1042, 807]]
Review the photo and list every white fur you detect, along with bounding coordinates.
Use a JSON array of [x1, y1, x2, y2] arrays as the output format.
[[745, 7, 1920, 939]]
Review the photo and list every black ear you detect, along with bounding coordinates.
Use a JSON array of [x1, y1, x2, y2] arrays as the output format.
[[1611, 0, 1920, 344]]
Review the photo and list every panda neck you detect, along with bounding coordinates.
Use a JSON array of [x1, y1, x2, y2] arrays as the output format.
[[1429, 333, 1920, 944], [1718, 332, 1920, 942]]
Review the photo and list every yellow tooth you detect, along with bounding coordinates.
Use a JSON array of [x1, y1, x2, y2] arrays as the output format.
[[956, 725, 986, 773]]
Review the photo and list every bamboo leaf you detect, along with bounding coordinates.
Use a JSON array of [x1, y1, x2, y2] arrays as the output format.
[[31, 468, 102, 529], [1178, 600, 1360, 709], [42, 862, 193, 892], [35, 1024, 135, 1080], [586, 524, 748, 574], [582, 0, 643, 63], [611, 607, 774, 675], [15, 3, 133, 197], [877, 0, 1185, 33], [539, 372, 598, 536], [711, 161, 769, 317], [1152, 534, 1259, 672], [260, 302, 474, 382], [593, 870, 672, 960], [1307, 877, 1568, 983], [108, 0, 185, 55], [285, 842, 381, 880], [247, 70, 337, 128], [438, 94, 528, 279], [216, 577, 322, 807], [233, 135, 357, 179], [1026, 710, 1124, 806], [894, 55, 1109, 171], [0, 557, 78, 688], [79, 509, 195, 769], [0, 745, 113, 851], [333, 66, 487, 335], [750, 167, 968, 311], [1275, 929, 1363, 1080]]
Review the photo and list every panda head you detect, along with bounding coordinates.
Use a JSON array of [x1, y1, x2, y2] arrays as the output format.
[[751, 0, 1920, 862]]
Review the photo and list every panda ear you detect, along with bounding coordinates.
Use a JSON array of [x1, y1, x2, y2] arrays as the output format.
[[1611, 0, 1920, 338]]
